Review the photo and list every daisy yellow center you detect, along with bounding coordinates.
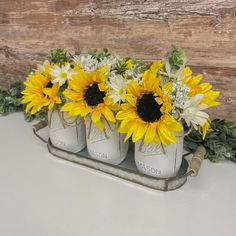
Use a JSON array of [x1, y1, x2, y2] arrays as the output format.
[[60, 72, 67, 78], [84, 83, 106, 107], [118, 88, 124, 95], [136, 93, 162, 122]]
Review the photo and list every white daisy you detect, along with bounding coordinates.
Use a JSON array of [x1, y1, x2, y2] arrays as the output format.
[[99, 56, 118, 73], [73, 55, 98, 72], [180, 94, 209, 129], [107, 74, 129, 104], [50, 63, 75, 86]]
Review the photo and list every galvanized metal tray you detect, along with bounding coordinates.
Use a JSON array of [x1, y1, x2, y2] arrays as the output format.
[[33, 121, 205, 191]]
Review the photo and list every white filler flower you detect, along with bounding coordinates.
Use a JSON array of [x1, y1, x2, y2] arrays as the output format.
[[50, 63, 75, 86], [107, 74, 129, 104], [181, 94, 209, 129]]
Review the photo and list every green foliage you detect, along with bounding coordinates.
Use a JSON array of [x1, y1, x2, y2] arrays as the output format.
[[24, 108, 47, 122], [113, 58, 150, 76], [0, 81, 24, 115], [88, 48, 111, 62], [47, 48, 71, 64], [165, 45, 186, 74], [211, 119, 236, 138], [185, 119, 236, 163], [0, 81, 47, 122], [114, 58, 129, 75], [132, 59, 151, 73]]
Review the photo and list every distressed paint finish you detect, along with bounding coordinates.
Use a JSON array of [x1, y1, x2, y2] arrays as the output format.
[[0, 0, 235, 121]]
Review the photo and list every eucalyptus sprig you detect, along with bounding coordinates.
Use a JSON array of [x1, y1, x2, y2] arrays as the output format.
[[185, 119, 236, 163]]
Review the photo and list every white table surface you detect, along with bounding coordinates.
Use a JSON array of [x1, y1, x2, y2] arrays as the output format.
[[0, 113, 235, 236]]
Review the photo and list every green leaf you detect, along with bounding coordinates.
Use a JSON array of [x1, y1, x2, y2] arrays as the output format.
[[184, 119, 236, 163], [47, 48, 71, 64], [114, 58, 128, 75], [0, 80, 24, 116], [165, 45, 186, 74]]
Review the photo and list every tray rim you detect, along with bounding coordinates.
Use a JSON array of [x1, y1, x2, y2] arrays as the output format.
[[47, 139, 191, 191]]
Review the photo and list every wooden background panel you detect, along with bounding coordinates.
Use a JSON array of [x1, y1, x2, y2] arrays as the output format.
[[0, 0, 235, 121]]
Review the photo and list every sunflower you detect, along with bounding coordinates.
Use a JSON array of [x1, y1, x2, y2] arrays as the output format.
[[179, 67, 220, 137], [61, 66, 117, 130], [181, 67, 220, 108], [22, 69, 62, 114], [116, 66, 183, 145]]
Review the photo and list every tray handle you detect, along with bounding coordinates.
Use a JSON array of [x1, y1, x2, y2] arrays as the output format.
[[32, 120, 48, 143], [187, 145, 206, 177]]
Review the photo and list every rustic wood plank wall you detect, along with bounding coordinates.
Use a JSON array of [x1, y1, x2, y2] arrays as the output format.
[[0, 0, 235, 121]]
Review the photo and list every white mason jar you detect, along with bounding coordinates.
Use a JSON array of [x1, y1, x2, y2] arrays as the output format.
[[135, 132, 184, 178], [85, 117, 129, 165], [48, 108, 86, 153]]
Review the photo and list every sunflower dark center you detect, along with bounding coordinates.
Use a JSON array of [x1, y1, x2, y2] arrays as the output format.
[[84, 83, 106, 107], [136, 93, 162, 122]]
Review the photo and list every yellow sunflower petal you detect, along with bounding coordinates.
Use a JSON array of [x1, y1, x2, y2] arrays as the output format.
[[124, 94, 137, 107], [98, 82, 107, 92], [181, 67, 192, 79], [158, 122, 177, 145], [132, 121, 148, 142], [198, 83, 212, 93], [95, 119, 104, 130], [48, 102, 55, 111], [118, 119, 132, 133], [91, 109, 102, 124], [144, 123, 157, 144], [102, 106, 116, 123], [164, 115, 183, 132], [61, 102, 79, 112], [124, 126, 135, 142], [150, 60, 163, 72], [116, 109, 137, 120], [163, 82, 172, 95], [201, 90, 220, 107], [126, 81, 143, 97], [199, 119, 210, 140], [63, 90, 83, 101]]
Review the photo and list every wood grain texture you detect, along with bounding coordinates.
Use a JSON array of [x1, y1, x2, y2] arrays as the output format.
[[0, 0, 235, 121]]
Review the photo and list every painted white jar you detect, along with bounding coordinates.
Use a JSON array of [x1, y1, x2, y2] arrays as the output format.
[[135, 132, 184, 178], [85, 117, 129, 165], [48, 108, 86, 153]]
